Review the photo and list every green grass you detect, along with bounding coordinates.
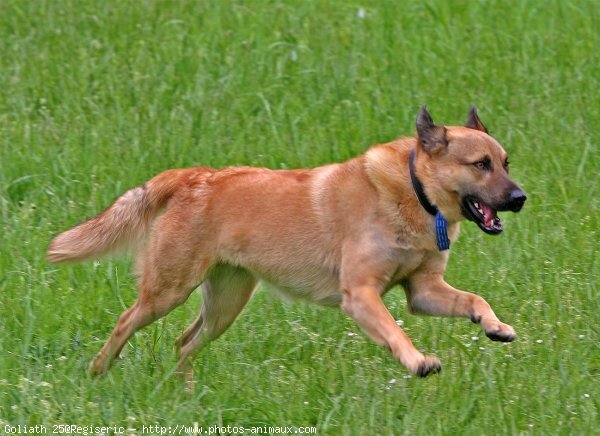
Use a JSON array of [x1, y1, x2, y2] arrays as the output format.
[[0, 0, 598, 434]]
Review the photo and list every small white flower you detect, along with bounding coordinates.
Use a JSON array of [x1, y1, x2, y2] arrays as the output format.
[[347, 332, 357, 337], [471, 336, 480, 341], [536, 339, 543, 344], [465, 343, 471, 347], [395, 319, 404, 326], [304, 401, 309, 405], [357, 8, 366, 19], [45, 364, 53, 369], [583, 394, 590, 399], [578, 334, 585, 339], [388, 378, 397, 384], [57, 356, 67, 361], [403, 374, 412, 379], [38, 381, 52, 388], [479, 347, 486, 351]]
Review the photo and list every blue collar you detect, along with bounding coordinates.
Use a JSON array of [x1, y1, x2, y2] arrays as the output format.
[[409, 150, 451, 251]]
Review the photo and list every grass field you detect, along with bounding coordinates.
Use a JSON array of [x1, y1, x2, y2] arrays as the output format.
[[0, 0, 598, 434]]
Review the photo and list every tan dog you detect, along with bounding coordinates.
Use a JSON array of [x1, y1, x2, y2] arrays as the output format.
[[48, 106, 526, 380]]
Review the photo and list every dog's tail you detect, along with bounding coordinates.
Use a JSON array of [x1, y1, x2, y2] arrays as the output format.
[[47, 168, 191, 263]]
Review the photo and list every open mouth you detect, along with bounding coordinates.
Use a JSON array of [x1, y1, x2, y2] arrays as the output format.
[[462, 197, 503, 235]]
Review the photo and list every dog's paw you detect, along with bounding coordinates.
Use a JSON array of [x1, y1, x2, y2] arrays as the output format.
[[414, 355, 442, 377], [484, 321, 516, 342], [87, 354, 107, 377]]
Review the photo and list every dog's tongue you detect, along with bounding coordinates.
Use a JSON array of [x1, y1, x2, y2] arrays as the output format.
[[481, 204, 496, 227]]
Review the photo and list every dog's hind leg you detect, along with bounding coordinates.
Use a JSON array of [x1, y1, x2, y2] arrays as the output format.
[[176, 264, 257, 386], [174, 313, 204, 354], [87, 209, 214, 377], [405, 273, 516, 342], [87, 292, 176, 377]]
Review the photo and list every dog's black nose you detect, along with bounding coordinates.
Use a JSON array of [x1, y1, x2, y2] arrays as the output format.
[[509, 189, 527, 211]]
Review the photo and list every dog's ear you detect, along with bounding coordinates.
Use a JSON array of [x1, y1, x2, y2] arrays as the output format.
[[465, 106, 489, 134], [416, 105, 447, 154]]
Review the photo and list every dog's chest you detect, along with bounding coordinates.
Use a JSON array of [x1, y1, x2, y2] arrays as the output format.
[[387, 249, 427, 286]]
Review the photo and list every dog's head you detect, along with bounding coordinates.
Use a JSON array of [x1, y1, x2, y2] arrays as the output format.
[[414, 106, 526, 234]]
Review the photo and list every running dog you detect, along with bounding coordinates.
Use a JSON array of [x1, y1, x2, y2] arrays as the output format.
[[48, 106, 526, 380]]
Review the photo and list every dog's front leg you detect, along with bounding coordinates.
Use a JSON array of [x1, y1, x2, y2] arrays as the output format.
[[341, 285, 441, 377], [406, 273, 516, 342]]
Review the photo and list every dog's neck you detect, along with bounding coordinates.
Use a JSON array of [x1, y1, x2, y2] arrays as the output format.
[[409, 149, 451, 251], [409, 150, 438, 216]]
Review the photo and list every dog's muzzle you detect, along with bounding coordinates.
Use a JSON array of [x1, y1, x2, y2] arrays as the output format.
[[461, 188, 526, 235]]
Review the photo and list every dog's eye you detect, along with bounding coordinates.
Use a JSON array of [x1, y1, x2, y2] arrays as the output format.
[[473, 159, 490, 171]]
